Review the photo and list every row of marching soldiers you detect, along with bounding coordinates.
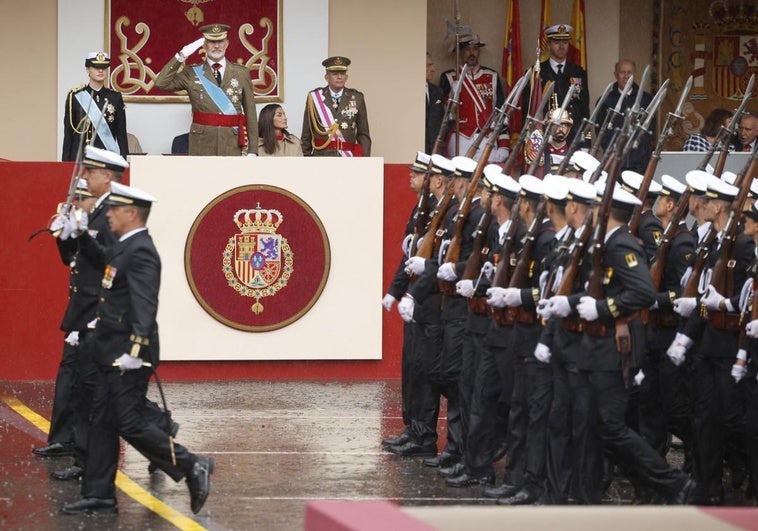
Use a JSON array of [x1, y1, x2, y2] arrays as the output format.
[[381, 78, 758, 505]]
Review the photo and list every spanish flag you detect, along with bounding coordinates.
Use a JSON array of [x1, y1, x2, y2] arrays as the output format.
[[568, 0, 587, 69], [502, 0, 523, 89], [539, 0, 552, 62]]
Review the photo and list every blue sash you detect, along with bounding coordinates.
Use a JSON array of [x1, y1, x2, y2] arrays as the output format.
[[74, 91, 119, 153], [192, 65, 236, 114]]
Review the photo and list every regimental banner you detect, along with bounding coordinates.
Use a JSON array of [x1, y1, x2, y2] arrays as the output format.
[[185, 185, 330, 332], [106, 0, 282, 102], [658, 0, 757, 149]]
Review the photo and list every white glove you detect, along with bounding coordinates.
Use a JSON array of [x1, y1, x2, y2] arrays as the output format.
[[502, 287, 523, 308], [50, 213, 67, 235], [536, 299, 553, 320], [732, 363, 747, 383], [381, 294, 396, 312], [666, 342, 687, 367], [701, 285, 726, 311], [404, 256, 426, 276], [548, 296, 571, 318], [67, 209, 88, 239], [456, 280, 475, 298], [486, 287, 508, 308], [64, 331, 80, 346], [746, 320, 758, 338], [634, 369, 645, 386], [113, 353, 145, 371], [577, 296, 599, 321], [534, 343, 552, 363], [481, 261, 495, 282], [398, 296, 415, 323], [437, 262, 458, 281], [673, 297, 698, 318], [178, 37, 205, 61], [490, 146, 510, 163], [246, 153, 257, 157]]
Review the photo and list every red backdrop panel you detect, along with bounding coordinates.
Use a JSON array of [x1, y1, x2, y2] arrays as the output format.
[[0, 161, 414, 381]]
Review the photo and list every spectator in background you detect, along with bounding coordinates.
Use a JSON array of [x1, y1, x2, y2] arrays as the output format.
[[737, 113, 758, 152], [258, 104, 303, 157], [682, 108, 732, 152], [426, 52, 445, 154]]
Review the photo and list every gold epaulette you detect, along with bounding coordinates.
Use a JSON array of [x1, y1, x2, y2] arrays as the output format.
[[69, 84, 86, 94]]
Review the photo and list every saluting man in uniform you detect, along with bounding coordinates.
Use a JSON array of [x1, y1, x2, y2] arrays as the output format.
[[301, 56, 371, 157], [62, 52, 129, 161], [156, 23, 259, 156]]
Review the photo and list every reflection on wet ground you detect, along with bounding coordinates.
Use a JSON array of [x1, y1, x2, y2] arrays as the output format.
[[0, 380, 753, 530]]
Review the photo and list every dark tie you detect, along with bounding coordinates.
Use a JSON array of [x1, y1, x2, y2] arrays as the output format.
[[557, 64, 563, 76], [212, 63, 222, 85]]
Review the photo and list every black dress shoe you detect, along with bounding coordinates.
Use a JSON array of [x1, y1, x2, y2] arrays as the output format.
[[33, 442, 74, 457], [446, 472, 494, 488], [423, 451, 458, 468], [496, 488, 540, 505], [51, 465, 83, 481], [187, 456, 214, 514], [438, 462, 465, 477], [61, 497, 117, 514], [386, 441, 437, 457], [483, 482, 521, 499], [382, 431, 411, 447], [670, 477, 696, 505]]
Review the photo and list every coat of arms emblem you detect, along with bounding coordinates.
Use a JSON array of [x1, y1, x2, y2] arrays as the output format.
[[222, 203, 294, 314]]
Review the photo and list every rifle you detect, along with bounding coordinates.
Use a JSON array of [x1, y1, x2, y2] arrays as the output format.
[[432, 64, 468, 156], [502, 79, 555, 174], [556, 81, 614, 176]]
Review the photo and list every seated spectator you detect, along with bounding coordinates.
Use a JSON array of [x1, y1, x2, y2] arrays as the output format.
[[171, 133, 190, 155], [682, 108, 732, 152], [258, 104, 303, 157], [127, 132, 145, 155]]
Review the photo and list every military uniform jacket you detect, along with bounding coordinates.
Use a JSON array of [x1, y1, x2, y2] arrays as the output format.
[[386, 199, 425, 300], [440, 66, 506, 144], [85, 230, 161, 367], [637, 210, 664, 264], [155, 57, 259, 156], [539, 60, 590, 133], [596, 82, 654, 173], [301, 87, 371, 156], [571, 226, 655, 371], [62, 85, 128, 161]]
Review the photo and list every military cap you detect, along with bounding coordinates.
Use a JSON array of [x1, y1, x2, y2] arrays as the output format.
[[452, 156, 477, 180], [543, 174, 570, 205], [408, 151, 431, 173], [566, 178, 598, 206], [704, 174, 738, 202], [721, 171, 737, 186], [571, 151, 600, 172], [659, 175, 686, 201], [685, 170, 710, 196], [583, 168, 607, 183], [483, 165, 520, 199], [85, 51, 110, 69], [105, 181, 157, 209], [323, 56, 351, 71], [83, 146, 129, 172], [611, 184, 643, 210], [430, 154, 456, 177], [519, 174, 545, 200], [620, 170, 662, 200], [199, 23, 230, 42], [458, 34, 486, 48], [74, 178, 93, 198], [545, 24, 573, 41], [744, 202, 758, 222]]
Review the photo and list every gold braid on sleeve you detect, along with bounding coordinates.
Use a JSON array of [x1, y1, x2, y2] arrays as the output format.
[[306, 94, 341, 152]]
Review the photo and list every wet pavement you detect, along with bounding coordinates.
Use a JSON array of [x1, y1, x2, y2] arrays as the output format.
[[0, 379, 754, 530]]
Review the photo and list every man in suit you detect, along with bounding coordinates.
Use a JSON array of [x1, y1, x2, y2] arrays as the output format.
[[426, 53, 445, 154], [738, 113, 758, 152], [439, 35, 508, 162], [301, 56, 371, 157], [62, 52, 129, 161], [61, 181, 214, 515], [155, 23, 259, 156], [538, 25, 589, 144]]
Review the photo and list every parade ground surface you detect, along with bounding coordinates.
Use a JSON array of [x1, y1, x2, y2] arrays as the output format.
[[1, 379, 757, 530]]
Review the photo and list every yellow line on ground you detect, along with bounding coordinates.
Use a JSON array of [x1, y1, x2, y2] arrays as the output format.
[[2, 395, 206, 531]]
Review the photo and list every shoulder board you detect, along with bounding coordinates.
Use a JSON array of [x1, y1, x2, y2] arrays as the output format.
[[69, 84, 86, 94]]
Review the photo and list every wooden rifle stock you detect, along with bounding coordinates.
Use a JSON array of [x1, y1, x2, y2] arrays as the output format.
[[554, 216, 593, 297], [409, 173, 433, 254], [415, 180, 456, 260], [491, 198, 523, 289], [649, 188, 691, 290], [461, 210, 494, 281], [508, 200, 547, 289]]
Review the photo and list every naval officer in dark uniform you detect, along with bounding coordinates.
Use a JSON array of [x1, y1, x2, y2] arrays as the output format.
[[62, 52, 129, 161], [61, 182, 214, 515]]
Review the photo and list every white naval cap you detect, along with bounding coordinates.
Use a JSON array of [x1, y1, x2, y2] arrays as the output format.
[[408, 151, 431, 172], [430, 154, 456, 176], [543, 174, 570, 204], [704, 174, 738, 201], [484, 166, 520, 199], [571, 151, 601, 172], [566, 178, 598, 205], [451, 156, 478, 180], [659, 175, 687, 200], [611, 184, 643, 210], [620, 170, 663, 198], [685, 169, 710, 196], [519, 174, 545, 200], [83, 145, 129, 172], [721, 171, 737, 186], [104, 181, 157, 209]]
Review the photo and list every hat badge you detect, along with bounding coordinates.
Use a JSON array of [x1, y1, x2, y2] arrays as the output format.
[[558, 24, 566, 33], [212, 24, 222, 33], [96, 52, 107, 62]]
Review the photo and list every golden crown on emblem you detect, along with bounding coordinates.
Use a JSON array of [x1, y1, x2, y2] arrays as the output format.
[[710, 0, 758, 34], [234, 205, 283, 234]]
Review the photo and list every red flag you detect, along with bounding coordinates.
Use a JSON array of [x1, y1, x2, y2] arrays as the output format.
[[539, 0, 552, 62], [568, 0, 587, 69], [503, 0, 523, 140]]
